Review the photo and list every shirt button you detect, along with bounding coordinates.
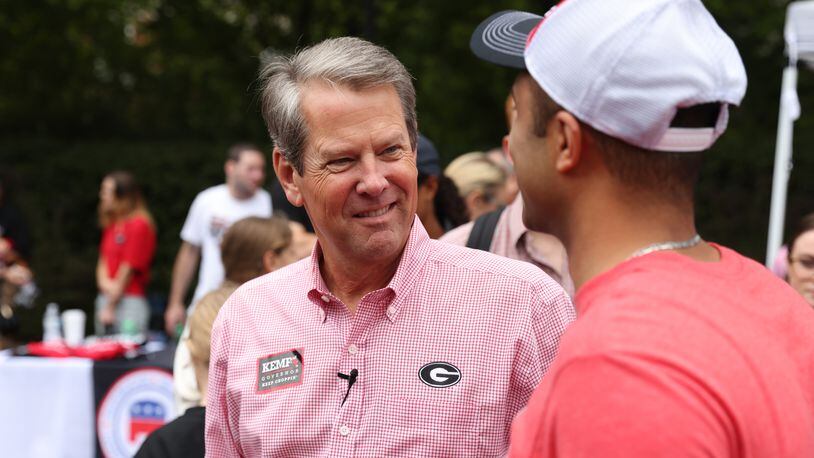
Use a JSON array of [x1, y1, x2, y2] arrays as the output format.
[[339, 425, 350, 436], [320, 295, 330, 303], [348, 344, 358, 355], [387, 306, 396, 315]]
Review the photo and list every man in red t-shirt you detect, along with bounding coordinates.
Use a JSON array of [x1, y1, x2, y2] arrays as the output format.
[[470, 0, 814, 456]]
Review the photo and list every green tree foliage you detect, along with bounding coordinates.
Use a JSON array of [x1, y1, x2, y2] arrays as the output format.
[[1, 0, 812, 339]]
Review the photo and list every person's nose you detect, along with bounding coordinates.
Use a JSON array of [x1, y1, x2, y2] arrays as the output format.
[[356, 156, 388, 197]]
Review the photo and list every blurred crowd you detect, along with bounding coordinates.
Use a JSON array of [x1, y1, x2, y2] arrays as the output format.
[[3, 124, 811, 352]]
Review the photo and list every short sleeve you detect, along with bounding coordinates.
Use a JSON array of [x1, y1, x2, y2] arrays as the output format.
[[180, 194, 205, 245], [122, 218, 156, 272], [532, 285, 575, 375], [508, 283, 575, 417]]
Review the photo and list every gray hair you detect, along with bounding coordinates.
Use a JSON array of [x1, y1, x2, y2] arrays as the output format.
[[259, 37, 417, 174]]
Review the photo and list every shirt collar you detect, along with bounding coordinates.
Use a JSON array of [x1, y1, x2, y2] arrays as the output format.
[[506, 195, 529, 248], [305, 216, 432, 323], [305, 243, 332, 322]]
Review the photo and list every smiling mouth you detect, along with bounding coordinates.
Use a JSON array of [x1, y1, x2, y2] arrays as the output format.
[[355, 203, 395, 218]]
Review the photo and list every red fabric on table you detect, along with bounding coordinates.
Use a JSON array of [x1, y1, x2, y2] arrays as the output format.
[[27, 340, 137, 360]]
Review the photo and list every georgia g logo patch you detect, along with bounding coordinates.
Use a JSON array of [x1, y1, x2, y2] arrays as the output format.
[[419, 362, 461, 388]]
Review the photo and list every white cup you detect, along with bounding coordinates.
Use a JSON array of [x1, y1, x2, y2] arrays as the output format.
[[61, 309, 86, 347]]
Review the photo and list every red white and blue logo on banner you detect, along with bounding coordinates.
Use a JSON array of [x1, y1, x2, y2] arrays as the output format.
[[97, 368, 176, 457], [129, 400, 166, 442]]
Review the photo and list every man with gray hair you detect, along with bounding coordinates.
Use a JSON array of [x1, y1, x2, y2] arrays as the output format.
[[205, 37, 575, 456]]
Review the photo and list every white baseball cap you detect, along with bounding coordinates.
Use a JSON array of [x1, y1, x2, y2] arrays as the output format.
[[470, 0, 748, 152]]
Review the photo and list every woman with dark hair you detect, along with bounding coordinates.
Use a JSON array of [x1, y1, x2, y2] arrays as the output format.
[[95, 171, 157, 336], [416, 134, 468, 238], [418, 173, 469, 237], [787, 213, 814, 308]]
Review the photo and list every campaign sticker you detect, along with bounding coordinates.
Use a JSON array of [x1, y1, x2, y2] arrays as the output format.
[[257, 348, 304, 394]]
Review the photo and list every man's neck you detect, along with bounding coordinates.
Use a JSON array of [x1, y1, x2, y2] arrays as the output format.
[[319, 248, 401, 315], [564, 197, 716, 292], [226, 181, 254, 200]]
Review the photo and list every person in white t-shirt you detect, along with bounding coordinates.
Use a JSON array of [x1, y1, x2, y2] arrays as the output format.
[[165, 144, 271, 335], [166, 144, 272, 412]]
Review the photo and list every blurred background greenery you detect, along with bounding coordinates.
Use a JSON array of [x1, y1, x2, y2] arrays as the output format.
[[1, 0, 812, 339]]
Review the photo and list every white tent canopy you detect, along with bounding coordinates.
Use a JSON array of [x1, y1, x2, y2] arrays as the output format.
[[765, 0, 814, 268], [786, 1, 814, 66]]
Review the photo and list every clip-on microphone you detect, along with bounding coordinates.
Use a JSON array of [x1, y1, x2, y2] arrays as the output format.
[[337, 369, 359, 406]]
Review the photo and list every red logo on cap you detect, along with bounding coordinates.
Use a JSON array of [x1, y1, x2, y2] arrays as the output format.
[[526, 0, 569, 49]]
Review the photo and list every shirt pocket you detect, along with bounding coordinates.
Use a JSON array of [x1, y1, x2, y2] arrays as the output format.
[[373, 396, 481, 457]]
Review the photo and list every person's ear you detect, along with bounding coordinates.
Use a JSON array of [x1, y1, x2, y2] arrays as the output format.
[[421, 175, 439, 199], [224, 159, 235, 178], [501, 134, 514, 165], [551, 111, 583, 173], [465, 190, 490, 216], [262, 250, 278, 273], [273, 148, 303, 207]]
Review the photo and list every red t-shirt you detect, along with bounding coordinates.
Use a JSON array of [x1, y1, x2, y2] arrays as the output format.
[[510, 244, 814, 457], [100, 215, 156, 296]]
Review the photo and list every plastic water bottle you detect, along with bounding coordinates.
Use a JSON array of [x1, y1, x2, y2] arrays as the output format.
[[121, 318, 144, 344], [42, 303, 61, 343]]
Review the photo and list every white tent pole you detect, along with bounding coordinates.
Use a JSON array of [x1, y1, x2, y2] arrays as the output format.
[[766, 65, 798, 267]]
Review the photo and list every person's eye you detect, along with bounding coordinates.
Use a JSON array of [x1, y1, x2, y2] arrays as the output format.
[[380, 146, 403, 157], [801, 258, 814, 269], [329, 157, 353, 166]]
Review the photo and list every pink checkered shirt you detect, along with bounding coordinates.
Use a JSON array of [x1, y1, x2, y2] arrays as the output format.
[[205, 218, 575, 457], [440, 195, 575, 296]]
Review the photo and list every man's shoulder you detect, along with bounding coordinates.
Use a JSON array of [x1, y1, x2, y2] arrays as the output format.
[[565, 245, 814, 366], [426, 238, 559, 289], [217, 259, 311, 326], [194, 184, 229, 201], [231, 257, 311, 302], [255, 188, 271, 200], [239, 188, 271, 213], [593, 245, 804, 310]]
